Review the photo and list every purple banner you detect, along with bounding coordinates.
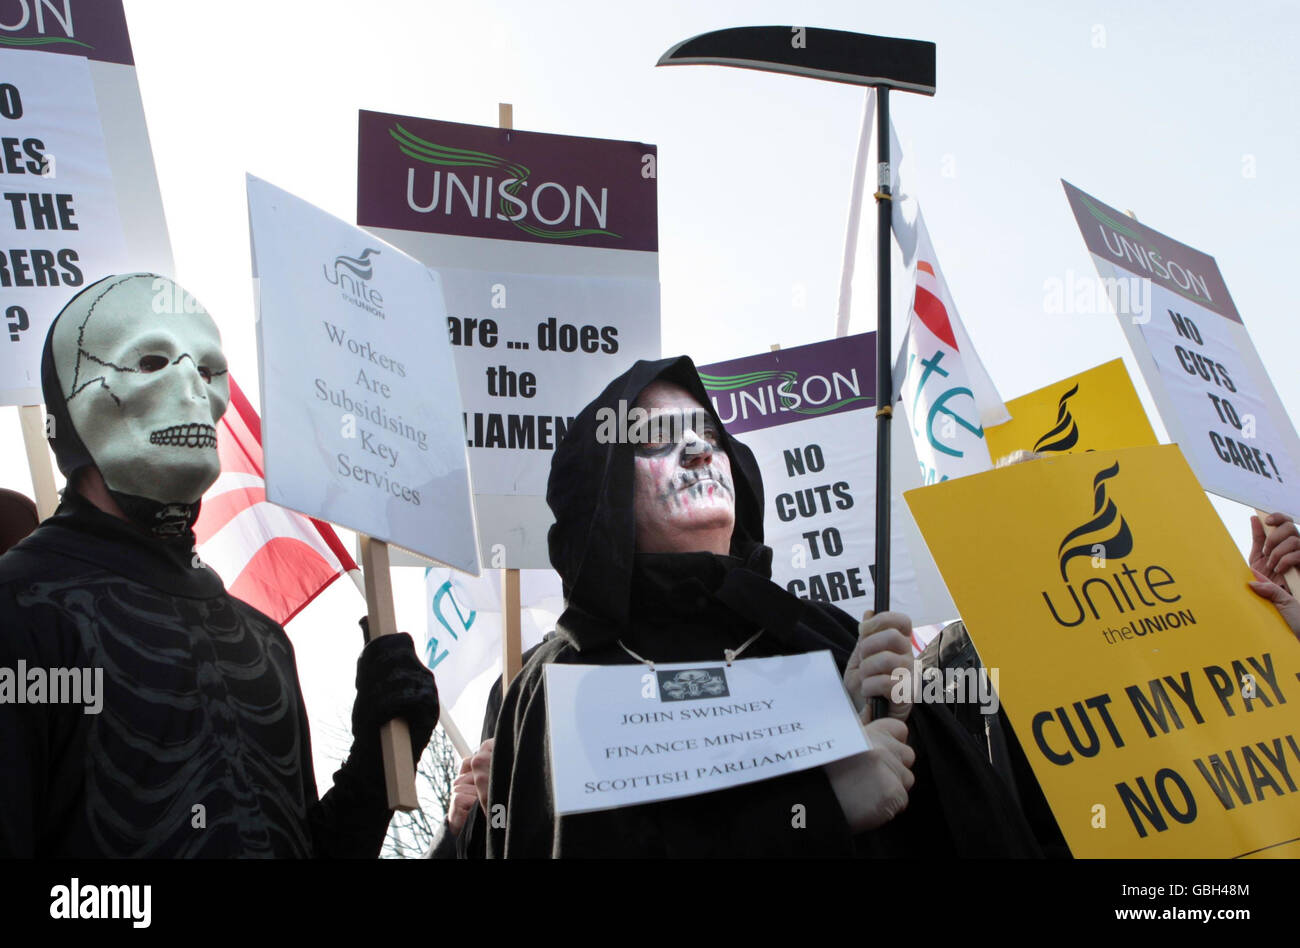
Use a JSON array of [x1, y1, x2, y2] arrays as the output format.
[[0, 0, 134, 65], [357, 110, 657, 252], [1063, 179, 1241, 323], [699, 333, 877, 437]]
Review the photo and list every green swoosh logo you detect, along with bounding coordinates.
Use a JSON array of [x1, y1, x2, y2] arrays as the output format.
[[1080, 193, 1141, 241], [0, 36, 93, 49]]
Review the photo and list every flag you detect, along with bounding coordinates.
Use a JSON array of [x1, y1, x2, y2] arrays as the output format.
[[895, 217, 1007, 483], [195, 376, 359, 624], [836, 89, 1009, 483], [423, 567, 562, 745]]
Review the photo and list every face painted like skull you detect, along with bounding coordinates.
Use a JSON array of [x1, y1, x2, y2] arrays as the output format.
[[631, 380, 735, 555], [52, 275, 230, 504]]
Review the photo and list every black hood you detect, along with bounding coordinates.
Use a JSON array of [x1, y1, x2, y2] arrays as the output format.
[[546, 356, 770, 647]]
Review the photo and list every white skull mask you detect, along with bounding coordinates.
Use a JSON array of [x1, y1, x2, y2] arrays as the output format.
[[52, 275, 229, 504]]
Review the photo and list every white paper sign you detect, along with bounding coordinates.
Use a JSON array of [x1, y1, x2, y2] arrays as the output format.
[[441, 269, 659, 496], [543, 651, 869, 815], [0, 48, 129, 405], [1128, 283, 1299, 513], [248, 175, 479, 572], [700, 335, 957, 626], [358, 111, 661, 569], [1065, 181, 1300, 515]]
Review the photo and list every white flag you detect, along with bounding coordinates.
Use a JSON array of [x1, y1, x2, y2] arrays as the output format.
[[837, 90, 1008, 483], [895, 222, 1002, 483], [423, 568, 562, 745]]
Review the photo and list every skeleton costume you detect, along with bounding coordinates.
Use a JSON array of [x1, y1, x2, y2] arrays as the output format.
[[0, 274, 438, 857], [486, 357, 1041, 857]]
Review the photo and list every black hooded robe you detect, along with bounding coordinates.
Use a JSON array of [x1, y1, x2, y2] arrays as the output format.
[[486, 357, 1042, 858], [0, 490, 394, 857]]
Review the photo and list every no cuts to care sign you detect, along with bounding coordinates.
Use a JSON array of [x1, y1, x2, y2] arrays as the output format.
[[1064, 181, 1300, 515]]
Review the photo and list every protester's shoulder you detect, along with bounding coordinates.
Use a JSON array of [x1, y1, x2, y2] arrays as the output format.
[[0, 529, 102, 588], [511, 636, 575, 690], [504, 633, 612, 714], [0, 543, 91, 662]]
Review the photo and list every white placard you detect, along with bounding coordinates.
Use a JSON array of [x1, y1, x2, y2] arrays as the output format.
[[1065, 181, 1300, 515], [358, 111, 661, 568], [0, 48, 129, 405], [543, 651, 869, 815], [248, 175, 479, 572], [700, 335, 957, 627], [439, 268, 659, 497], [1116, 273, 1300, 513]]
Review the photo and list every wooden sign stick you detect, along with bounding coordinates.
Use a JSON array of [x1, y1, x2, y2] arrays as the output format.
[[497, 100, 525, 692], [358, 535, 420, 811], [1254, 507, 1300, 594], [19, 405, 58, 520]]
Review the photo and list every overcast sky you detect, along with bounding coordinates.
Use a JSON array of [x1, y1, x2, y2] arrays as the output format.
[[3, 0, 1296, 787]]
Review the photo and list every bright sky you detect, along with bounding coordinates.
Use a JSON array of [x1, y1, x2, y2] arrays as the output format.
[[3, 0, 1298, 793]]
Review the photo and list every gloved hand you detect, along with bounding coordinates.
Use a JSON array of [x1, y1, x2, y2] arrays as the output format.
[[353, 617, 439, 761], [310, 623, 440, 853]]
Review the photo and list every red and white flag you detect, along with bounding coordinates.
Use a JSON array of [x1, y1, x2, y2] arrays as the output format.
[[894, 218, 1007, 483], [195, 376, 358, 624]]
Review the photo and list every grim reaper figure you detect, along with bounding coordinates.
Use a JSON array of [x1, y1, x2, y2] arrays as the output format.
[[0, 273, 438, 857], [485, 357, 1042, 857]]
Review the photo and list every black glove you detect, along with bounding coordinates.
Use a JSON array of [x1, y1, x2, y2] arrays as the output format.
[[352, 620, 439, 762]]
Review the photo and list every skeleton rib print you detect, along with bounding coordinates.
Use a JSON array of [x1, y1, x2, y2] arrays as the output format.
[[19, 571, 313, 857]]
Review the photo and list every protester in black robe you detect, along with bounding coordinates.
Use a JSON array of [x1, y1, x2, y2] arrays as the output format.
[[486, 356, 1041, 858], [0, 274, 438, 857]]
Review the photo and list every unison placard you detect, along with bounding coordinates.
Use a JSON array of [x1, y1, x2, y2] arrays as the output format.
[[700, 334, 955, 625], [358, 110, 660, 567], [1, 0, 171, 405], [1064, 181, 1300, 516]]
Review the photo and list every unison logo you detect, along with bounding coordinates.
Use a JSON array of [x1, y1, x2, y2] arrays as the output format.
[[1033, 383, 1081, 453], [323, 248, 383, 318], [0, 0, 92, 49], [703, 368, 869, 425], [1040, 463, 1192, 638], [1078, 192, 1214, 306], [393, 123, 621, 241]]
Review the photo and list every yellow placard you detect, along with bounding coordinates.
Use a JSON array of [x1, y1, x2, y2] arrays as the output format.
[[906, 444, 1300, 858], [985, 359, 1158, 462]]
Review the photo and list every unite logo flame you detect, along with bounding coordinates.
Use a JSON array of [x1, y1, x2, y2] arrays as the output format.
[[332, 248, 381, 281], [1056, 462, 1133, 580], [1034, 383, 1081, 453]]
